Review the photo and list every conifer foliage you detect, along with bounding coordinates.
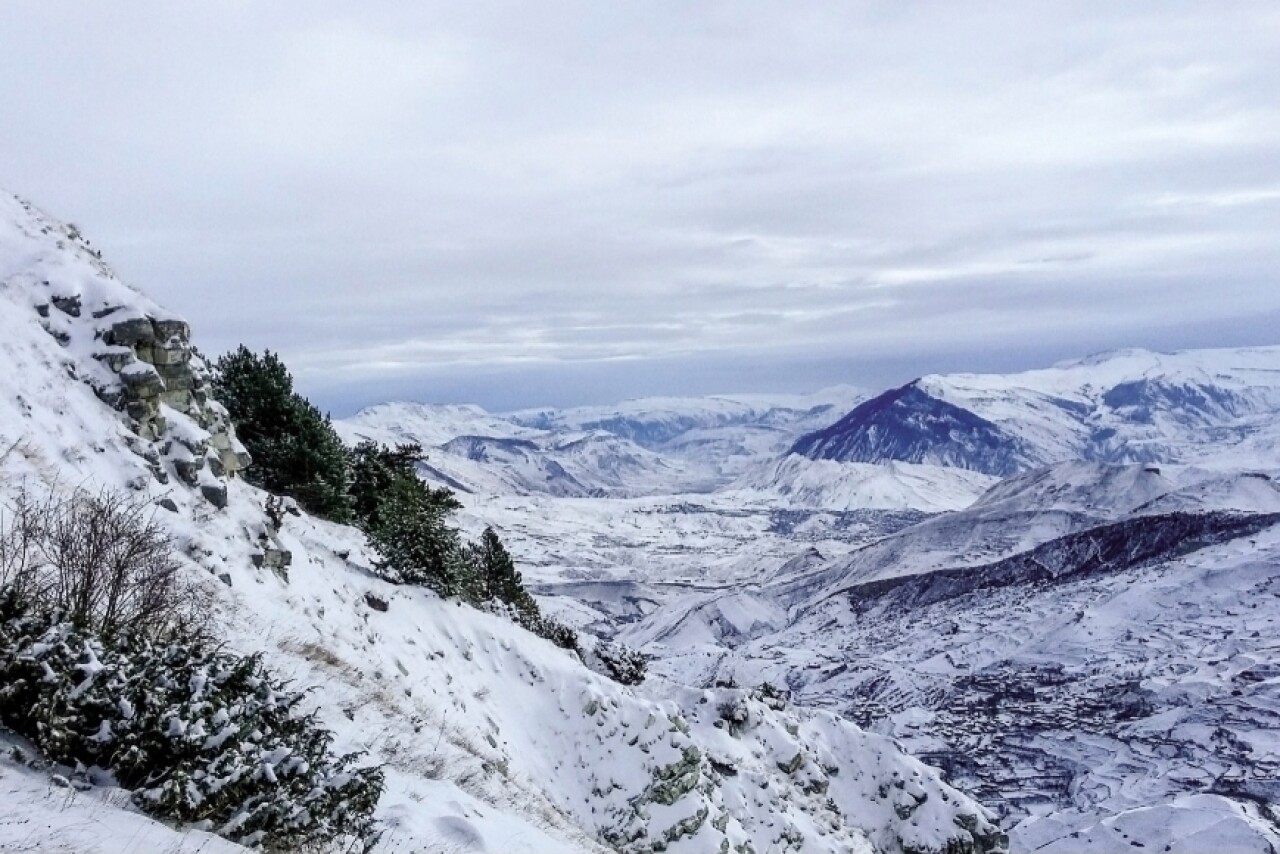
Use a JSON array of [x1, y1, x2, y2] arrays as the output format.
[[211, 346, 352, 523], [0, 599, 383, 851], [469, 526, 536, 616], [213, 348, 592, 663], [348, 441, 464, 595]]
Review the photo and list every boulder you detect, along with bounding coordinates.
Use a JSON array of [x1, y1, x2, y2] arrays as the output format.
[[51, 294, 81, 317], [200, 482, 228, 509], [104, 316, 155, 347]]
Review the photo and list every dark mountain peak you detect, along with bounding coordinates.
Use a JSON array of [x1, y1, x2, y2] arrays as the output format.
[[789, 381, 1028, 476]]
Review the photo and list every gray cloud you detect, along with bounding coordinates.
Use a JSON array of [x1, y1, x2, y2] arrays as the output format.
[[2, 2, 1278, 413]]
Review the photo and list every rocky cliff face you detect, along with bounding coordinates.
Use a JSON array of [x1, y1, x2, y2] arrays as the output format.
[[6, 193, 249, 509]]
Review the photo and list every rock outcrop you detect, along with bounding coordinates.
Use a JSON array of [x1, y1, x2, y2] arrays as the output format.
[[90, 308, 251, 494], [11, 193, 250, 508]]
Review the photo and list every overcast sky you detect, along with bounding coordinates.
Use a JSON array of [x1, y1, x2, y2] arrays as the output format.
[[2, 3, 1279, 413]]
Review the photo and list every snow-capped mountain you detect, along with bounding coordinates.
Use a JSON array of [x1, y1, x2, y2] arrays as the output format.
[[340, 401, 540, 447], [339, 409, 713, 497], [791, 347, 1280, 475], [339, 387, 869, 499], [433, 349, 1280, 851], [0, 193, 1006, 853], [510, 387, 864, 454]]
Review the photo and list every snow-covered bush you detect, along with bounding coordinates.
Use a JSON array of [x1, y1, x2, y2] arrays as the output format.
[[0, 596, 384, 851], [523, 611, 581, 654], [585, 639, 648, 686]]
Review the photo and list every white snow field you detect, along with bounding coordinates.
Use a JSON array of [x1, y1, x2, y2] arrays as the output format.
[[7, 187, 1280, 853], [335, 355, 1280, 854], [0, 194, 1006, 851]]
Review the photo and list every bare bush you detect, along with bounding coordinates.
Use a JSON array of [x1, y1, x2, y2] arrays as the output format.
[[0, 486, 196, 638], [0, 487, 42, 601]]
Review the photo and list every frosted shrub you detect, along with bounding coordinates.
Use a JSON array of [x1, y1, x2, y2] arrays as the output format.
[[0, 486, 192, 638], [0, 597, 384, 851], [587, 639, 648, 686]]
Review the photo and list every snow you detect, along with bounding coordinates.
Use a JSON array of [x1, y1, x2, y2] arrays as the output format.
[[733, 454, 997, 512], [338, 386, 870, 498], [10, 185, 1280, 853], [0, 190, 999, 853], [916, 345, 1280, 470]]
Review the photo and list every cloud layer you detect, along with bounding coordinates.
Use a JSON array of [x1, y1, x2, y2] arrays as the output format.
[[3, 2, 1278, 411]]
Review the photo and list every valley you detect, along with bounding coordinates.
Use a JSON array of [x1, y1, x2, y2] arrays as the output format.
[[2, 190, 1278, 852], [331, 347, 1280, 852]]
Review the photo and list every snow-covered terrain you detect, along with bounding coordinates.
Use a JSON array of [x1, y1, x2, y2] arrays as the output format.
[[0, 194, 1007, 852], [339, 387, 874, 500], [8, 187, 1280, 853], [792, 348, 1280, 476], [372, 354, 1280, 851]]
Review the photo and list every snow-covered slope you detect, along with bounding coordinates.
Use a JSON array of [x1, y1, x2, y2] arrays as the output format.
[[338, 387, 998, 512], [340, 406, 710, 497], [631, 459, 1280, 851], [792, 347, 1280, 475], [732, 455, 997, 513], [707, 510, 1280, 852], [510, 387, 863, 453], [341, 401, 540, 447], [338, 388, 870, 501], [0, 193, 1005, 853]]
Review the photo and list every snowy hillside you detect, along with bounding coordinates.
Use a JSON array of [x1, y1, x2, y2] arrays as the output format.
[[731, 455, 997, 513], [792, 347, 1280, 475], [340, 401, 541, 447], [0, 194, 1005, 853], [338, 387, 870, 500], [627, 459, 1280, 851], [509, 387, 864, 455]]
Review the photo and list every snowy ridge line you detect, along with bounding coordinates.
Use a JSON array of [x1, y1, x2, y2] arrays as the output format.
[[822, 511, 1280, 613], [789, 345, 1280, 477]]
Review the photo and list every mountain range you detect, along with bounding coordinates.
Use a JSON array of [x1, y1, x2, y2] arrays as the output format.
[[339, 344, 1280, 851], [4, 188, 1280, 853]]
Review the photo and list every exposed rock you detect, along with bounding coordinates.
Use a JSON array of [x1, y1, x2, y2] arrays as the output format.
[[644, 747, 702, 806], [200, 482, 228, 509], [104, 316, 155, 347], [151, 317, 189, 342], [92, 346, 133, 373], [51, 294, 81, 317], [776, 752, 804, 775], [173, 457, 203, 486], [364, 592, 390, 612], [252, 532, 293, 576], [86, 308, 250, 508], [119, 363, 165, 399]]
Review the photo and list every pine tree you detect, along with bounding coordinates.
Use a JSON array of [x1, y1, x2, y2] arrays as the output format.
[[469, 527, 536, 616], [211, 347, 351, 522], [366, 476, 466, 595]]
